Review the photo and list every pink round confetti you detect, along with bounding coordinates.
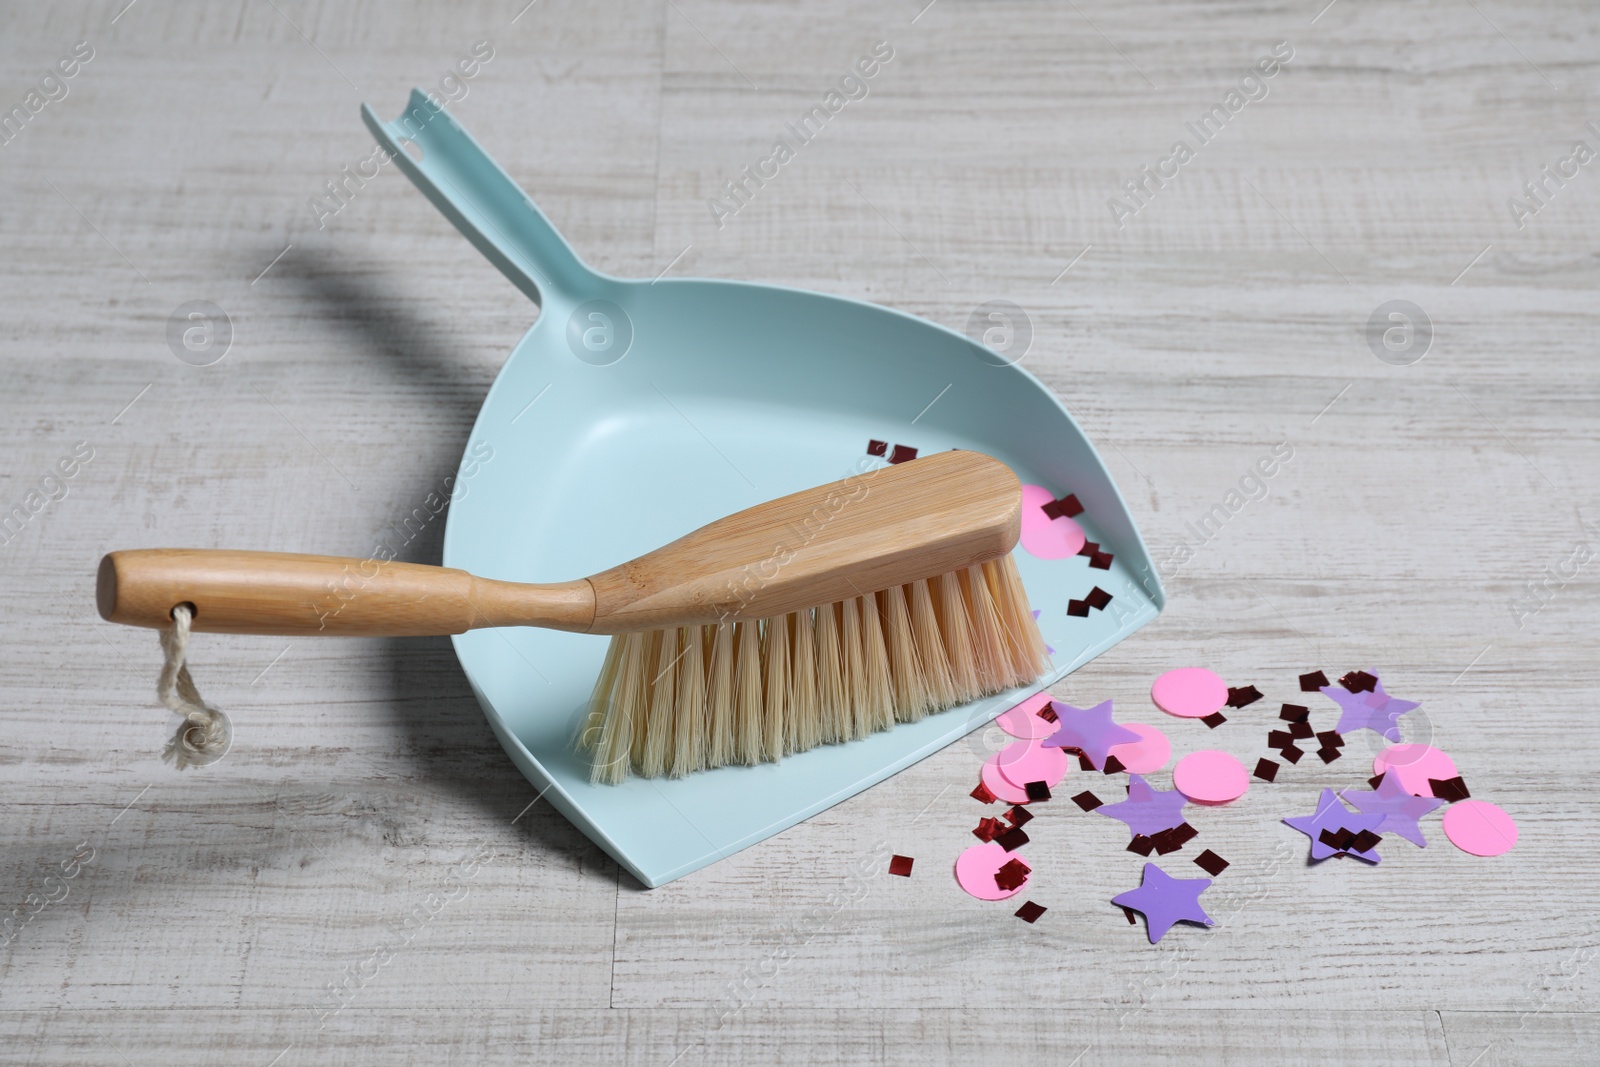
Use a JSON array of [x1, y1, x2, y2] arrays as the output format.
[[980, 754, 1031, 804], [1019, 484, 1086, 559], [1151, 668, 1229, 719], [995, 692, 1058, 740], [1107, 723, 1171, 774], [1442, 800, 1518, 857], [954, 841, 1029, 900], [997, 738, 1070, 791], [1172, 750, 1249, 804], [1373, 744, 1458, 797]]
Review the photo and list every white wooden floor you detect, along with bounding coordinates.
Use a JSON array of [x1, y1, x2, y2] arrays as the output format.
[[2, 0, 1597, 1063]]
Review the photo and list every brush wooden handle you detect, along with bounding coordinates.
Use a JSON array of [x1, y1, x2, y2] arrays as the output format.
[[98, 451, 1023, 636], [96, 549, 595, 636]]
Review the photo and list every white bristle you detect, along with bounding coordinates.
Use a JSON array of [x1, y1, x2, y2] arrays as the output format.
[[839, 595, 867, 740], [705, 622, 735, 769], [814, 602, 846, 743], [639, 627, 677, 777], [761, 614, 788, 761], [670, 625, 705, 777], [734, 620, 763, 765], [788, 610, 819, 754], [586, 554, 1048, 781], [908, 578, 958, 709], [857, 593, 895, 733]]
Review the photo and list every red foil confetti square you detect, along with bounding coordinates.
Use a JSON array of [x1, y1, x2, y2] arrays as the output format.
[[1339, 670, 1377, 693], [1280, 703, 1310, 722], [1088, 551, 1113, 570], [1280, 743, 1304, 764], [1102, 755, 1126, 775], [1299, 670, 1330, 692], [1289, 721, 1315, 739], [1014, 900, 1048, 923], [1038, 703, 1059, 723], [888, 444, 919, 464], [1025, 781, 1052, 802], [866, 439, 888, 457], [1058, 494, 1084, 518], [1317, 746, 1342, 764], [1368, 772, 1387, 789], [973, 817, 1007, 842], [1430, 776, 1470, 802], [1226, 685, 1263, 708], [970, 781, 997, 804], [1067, 599, 1090, 617], [1267, 730, 1293, 750], [1072, 790, 1104, 812], [1200, 712, 1227, 729], [1193, 849, 1230, 876], [996, 826, 1030, 852], [1085, 586, 1113, 610], [889, 855, 914, 877], [1005, 804, 1034, 828], [994, 858, 1030, 892], [1316, 730, 1345, 749], [1041, 498, 1064, 520], [1122, 906, 1139, 925], [1127, 835, 1155, 856], [1078, 753, 1097, 772], [1254, 757, 1279, 782]]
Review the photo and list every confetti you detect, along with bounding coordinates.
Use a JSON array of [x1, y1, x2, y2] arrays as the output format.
[[1057, 494, 1084, 518], [1085, 586, 1112, 610], [889, 855, 914, 877], [1253, 757, 1279, 782], [996, 825, 1030, 852], [1102, 755, 1126, 775], [1267, 730, 1293, 750], [1122, 906, 1139, 925], [1321, 677, 1420, 742], [1339, 670, 1378, 693], [1226, 685, 1263, 708], [1316, 731, 1345, 749], [1088, 550, 1113, 569], [995, 692, 1058, 739], [956, 842, 1028, 900], [980, 755, 1032, 805], [1019, 484, 1087, 558], [1299, 671, 1330, 692], [971, 781, 997, 804], [1038, 704, 1059, 723], [1193, 849, 1230, 876], [1025, 780, 1051, 803], [1106, 723, 1171, 774], [1098, 773, 1189, 837], [1280, 703, 1310, 722], [1441, 800, 1517, 857], [1289, 721, 1315, 740], [1284, 788, 1384, 863], [866, 439, 888, 457], [1373, 744, 1458, 797], [1042, 699, 1141, 770], [1072, 790, 1104, 812], [1014, 900, 1048, 923], [994, 857, 1031, 893], [1430, 776, 1470, 802], [1172, 750, 1250, 804], [1151, 668, 1230, 719], [1067, 600, 1090, 617], [1112, 863, 1216, 944], [1150, 822, 1198, 855], [1200, 712, 1228, 729], [1005, 804, 1034, 828], [972, 817, 1007, 842], [1317, 746, 1342, 764], [1280, 743, 1304, 764], [996, 739, 1070, 792], [888, 444, 919, 464], [1127, 835, 1154, 856]]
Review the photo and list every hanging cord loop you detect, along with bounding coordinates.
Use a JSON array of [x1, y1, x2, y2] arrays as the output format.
[[157, 604, 231, 769]]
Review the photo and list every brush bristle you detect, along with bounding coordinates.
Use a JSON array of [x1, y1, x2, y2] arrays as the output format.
[[581, 554, 1051, 783]]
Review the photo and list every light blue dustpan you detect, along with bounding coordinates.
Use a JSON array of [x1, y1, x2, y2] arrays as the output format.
[[360, 90, 1164, 888]]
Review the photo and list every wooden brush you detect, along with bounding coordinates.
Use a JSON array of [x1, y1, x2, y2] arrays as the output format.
[[97, 450, 1050, 783]]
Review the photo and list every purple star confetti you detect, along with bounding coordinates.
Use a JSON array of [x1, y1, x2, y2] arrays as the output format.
[[1111, 862, 1215, 944], [1284, 788, 1385, 863], [1320, 674, 1419, 742], [1341, 774, 1443, 847], [1042, 699, 1140, 770], [1097, 773, 1188, 838]]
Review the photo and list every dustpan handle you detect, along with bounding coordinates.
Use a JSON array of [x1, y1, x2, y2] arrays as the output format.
[[360, 90, 594, 306]]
